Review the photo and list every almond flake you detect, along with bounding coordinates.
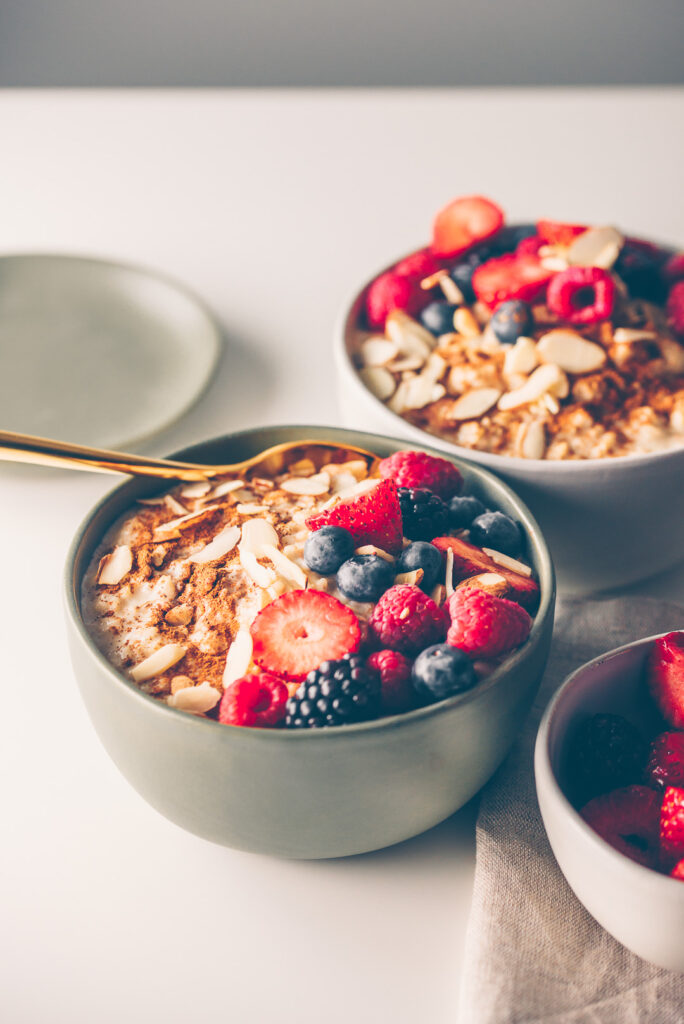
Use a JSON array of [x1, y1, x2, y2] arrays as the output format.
[[239, 548, 277, 588], [262, 544, 308, 588], [266, 580, 288, 601], [540, 256, 569, 272], [519, 420, 547, 459], [236, 503, 268, 515], [170, 675, 194, 695], [420, 269, 448, 290], [430, 583, 446, 606], [180, 481, 212, 498], [420, 351, 447, 384], [97, 545, 133, 585], [453, 308, 480, 338], [613, 327, 657, 344], [330, 471, 359, 494], [153, 505, 221, 540], [537, 329, 607, 375], [167, 681, 220, 714], [283, 542, 305, 558], [398, 607, 411, 621], [321, 460, 368, 481], [439, 276, 464, 305], [394, 568, 424, 586], [456, 572, 509, 599], [165, 604, 194, 626], [543, 393, 560, 415], [403, 374, 442, 410], [387, 378, 412, 414], [498, 364, 568, 411], [503, 336, 539, 377], [445, 547, 455, 598], [335, 477, 379, 501], [165, 495, 188, 516], [482, 548, 533, 577], [207, 479, 246, 499], [385, 310, 435, 359], [359, 366, 396, 401], [385, 355, 425, 373], [131, 643, 187, 682], [222, 630, 253, 687], [361, 337, 399, 367], [188, 525, 241, 564], [137, 496, 168, 506], [567, 226, 623, 269], [239, 518, 279, 556], [280, 473, 331, 497], [448, 387, 502, 421], [354, 545, 395, 563]]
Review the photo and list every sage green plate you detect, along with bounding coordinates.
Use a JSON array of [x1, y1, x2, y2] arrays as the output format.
[[0, 254, 221, 448], [65, 425, 555, 858]]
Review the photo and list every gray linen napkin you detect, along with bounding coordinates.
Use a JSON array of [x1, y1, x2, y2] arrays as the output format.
[[458, 597, 684, 1024]]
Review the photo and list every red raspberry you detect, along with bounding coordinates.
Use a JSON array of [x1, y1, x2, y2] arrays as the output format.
[[536, 219, 587, 247], [367, 650, 415, 713], [670, 859, 684, 880], [446, 588, 531, 659], [663, 252, 684, 285], [431, 195, 504, 259], [306, 478, 403, 555], [370, 585, 447, 656], [365, 271, 419, 328], [647, 632, 684, 729], [546, 266, 615, 324], [666, 281, 684, 337], [471, 252, 553, 309], [645, 731, 684, 790], [394, 249, 442, 280], [218, 672, 288, 728], [580, 785, 661, 868], [515, 235, 545, 257], [378, 450, 463, 500], [660, 786, 684, 865]]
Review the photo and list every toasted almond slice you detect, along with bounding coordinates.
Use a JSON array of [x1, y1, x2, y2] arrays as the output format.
[[385, 310, 435, 358], [266, 579, 289, 601], [444, 548, 455, 598], [498, 364, 568, 411], [361, 337, 400, 367], [188, 525, 241, 564], [336, 477, 379, 501], [456, 572, 509, 599], [262, 543, 308, 588], [385, 355, 425, 373], [131, 643, 187, 682], [283, 542, 305, 558], [613, 327, 657, 343], [355, 545, 395, 563], [153, 505, 221, 540], [170, 674, 194, 694], [280, 473, 331, 497], [421, 351, 447, 384], [137, 495, 168, 506], [543, 393, 560, 415], [223, 630, 254, 687], [239, 517, 280, 556], [540, 256, 569, 272], [239, 548, 277, 588], [207, 479, 246, 499], [359, 366, 396, 401], [440, 276, 464, 305], [420, 268, 448, 290], [503, 336, 539, 377], [287, 458, 317, 477], [482, 548, 533, 577], [168, 681, 220, 714], [395, 568, 424, 587], [453, 308, 480, 338], [537, 329, 607, 374], [165, 495, 189, 516], [567, 226, 623, 269], [387, 378, 412, 414], [402, 375, 443, 410], [330, 471, 359, 494], [519, 420, 547, 459], [236, 503, 268, 515], [97, 545, 133, 585], [165, 604, 194, 626], [448, 387, 502, 421], [179, 480, 212, 498], [322, 460, 368, 481], [430, 583, 446, 606]]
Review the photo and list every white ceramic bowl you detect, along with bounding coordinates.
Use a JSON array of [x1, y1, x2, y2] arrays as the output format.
[[334, 261, 684, 595], [535, 634, 684, 971]]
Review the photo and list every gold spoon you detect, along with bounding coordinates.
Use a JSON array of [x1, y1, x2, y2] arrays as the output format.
[[0, 429, 380, 483]]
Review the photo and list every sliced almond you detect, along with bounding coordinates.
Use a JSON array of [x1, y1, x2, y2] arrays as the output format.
[[444, 547, 455, 598], [262, 543, 308, 589], [153, 505, 221, 540], [482, 548, 533, 577], [387, 378, 412, 414], [283, 542, 305, 559], [207, 479, 246, 500], [420, 352, 447, 384], [503, 336, 539, 377], [439, 276, 464, 305], [330, 471, 359, 494], [456, 572, 509, 599], [180, 480, 212, 498], [394, 568, 424, 587], [222, 630, 253, 687], [322, 460, 368, 481], [543, 393, 560, 415], [430, 583, 446, 606], [287, 458, 316, 477], [170, 674, 194, 695], [360, 336, 399, 367], [97, 545, 133, 585], [420, 268, 448, 290], [167, 681, 220, 714], [519, 420, 546, 459], [165, 604, 193, 626], [540, 255, 569, 272], [239, 548, 277, 588], [385, 355, 425, 373], [537, 329, 607, 375], [498, 364, 568, 411], [137, 495, 167, 506], [448, 387, 502, 421], [165, 495, 189, 516], [567, 226, 623, 269], [613, 327, 657, 344], [453, 307, 480, 338], [355, 545, 395, 563], [188, 525, 241, 564], [385, 310, 435, 359], [239, 518, 279, 556], [402, 375, 444, 410], [236, 503, 268, 515], [359, 366, 396, 401], [131, 643, 187, 683], [280, 473, 331, 497], [333, 477, 378, 501]]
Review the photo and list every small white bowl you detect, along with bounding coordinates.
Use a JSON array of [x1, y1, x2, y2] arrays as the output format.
[[535, 634, 684, 971], [334, 260, 684, 595]]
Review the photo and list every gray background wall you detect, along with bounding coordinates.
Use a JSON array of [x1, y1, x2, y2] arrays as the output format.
[[1, 0, 683, 86]]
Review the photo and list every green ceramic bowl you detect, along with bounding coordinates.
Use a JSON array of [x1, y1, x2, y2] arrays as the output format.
[[64, 425, 555, 858]]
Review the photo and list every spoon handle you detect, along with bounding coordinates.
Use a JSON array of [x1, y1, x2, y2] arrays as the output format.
[[0, 430, 214, 481]]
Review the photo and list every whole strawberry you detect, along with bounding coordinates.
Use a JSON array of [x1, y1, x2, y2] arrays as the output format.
[[378, 450, 463, 501], [647, 632, 684, 728], [446, 588, 531, 659], [644, 731, 684, 790], [565, 713, 647, 805], [306, 478, 403, 555], [580, 785, 661, 868], [367, 649, 415, 714], [660, 786, 684, 865], [370, 585, 447, 656]]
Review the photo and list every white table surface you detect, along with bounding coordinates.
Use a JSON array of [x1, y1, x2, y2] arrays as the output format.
[[2, 88, 684, 1024]]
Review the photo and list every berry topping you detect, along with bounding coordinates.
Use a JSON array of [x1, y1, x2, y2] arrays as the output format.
[[365, 271, 419, 329], [472, 252, 553, 309], [378, 450, 463, 500], [432, 535, 540, 610], [419, 300, 457, 336], [306, 478, 403, 555], [284, 653, 381, 728], [250, 590, 361, 682], [396, 541, 443, 592], [218, 673, 289, 728], [647, 632, 684, 729], [489, 299, 533, 346], [336, 554, 395, 603], [536, 219, 587, 247], [580, 785, 661, 868], [616, 237, 669, 304], [398, 487, 449, 541], [412, 643, 477, 703], [446, 588, 532, 659], [469, 510, 523, 557], [515, 234, 545, 258], [448, 494, 487, 529], [546, 266, 615, 325], [370, 585, 448, 655], [645, 731, 684, 790], [663, 252, 684, 286], [367, 649, 415, 714], [666, 281, 684, 337], [670, 859, 684, 881], [565, 713, 647, 804], [431, 195, 504, 259], [660, 786, 684, 864], [303, 525, 355, 575], [449, 259, 481, 303], [394, 249, 441, 280]]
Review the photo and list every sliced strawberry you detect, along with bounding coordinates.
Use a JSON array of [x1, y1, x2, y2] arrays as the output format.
[[306, 478, 403, 555], [670, 858, 684, 880], [471, 252, 553, 309], [250, 590, 361, 682], [365, 272, 420, 329], [431, 535, 540, 610], [647, 632, 684, 729], [660, 786, 684, 865], [536, 219, 587, 248], [431, 195, 504, 259], [393, 249, 442, 280], [644, 731, 684, 790], [515, 235, 545, 257], [580, 785, 661, 868]]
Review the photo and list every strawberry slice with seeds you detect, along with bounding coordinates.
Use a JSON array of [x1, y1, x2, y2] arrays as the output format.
[[660, 786, 684, 865], [250, 590, 361, 682], [431, 535, 539, 610], [306, 478, 403, 555], [393, 249, 442, 280], [472, 252, 553, 309], [647, 632, 684, 728], [536, 219, 587, 247], [581, 785, 661, 868], [431, 195, 504, 259]]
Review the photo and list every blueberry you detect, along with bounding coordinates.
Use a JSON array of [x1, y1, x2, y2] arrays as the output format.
[[448, 495, 487, 530], [304, 526, 355, 575], [490, 300, 533, 345], [420, 301, 457, 336], [336, 554, 395, 603], [396, 541, 443, 592], [449, 259, 481, 303], [469, 511, 523, 557], [412, 644, 476, 702], [489, 223, 537, 253]]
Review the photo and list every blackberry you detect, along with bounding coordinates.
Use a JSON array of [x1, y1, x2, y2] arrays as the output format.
[[285, 654, 381, 728], [566, 713, 647, 805], [398, 487, 449, 541]]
